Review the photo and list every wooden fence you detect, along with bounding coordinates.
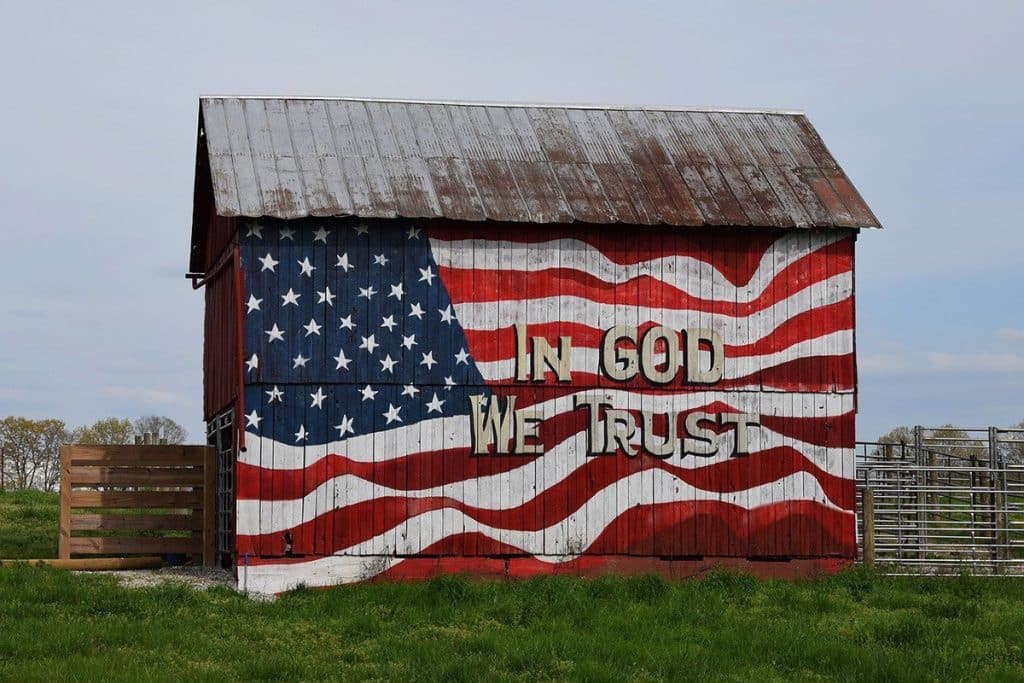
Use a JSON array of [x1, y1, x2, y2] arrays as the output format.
[[58, 445, 216, 566]]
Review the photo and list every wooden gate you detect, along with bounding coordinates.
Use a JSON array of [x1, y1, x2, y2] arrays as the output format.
[[58, 445, 217, 565]]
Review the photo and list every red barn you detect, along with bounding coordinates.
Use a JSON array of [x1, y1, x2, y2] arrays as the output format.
[[188, 97, 879, 593]]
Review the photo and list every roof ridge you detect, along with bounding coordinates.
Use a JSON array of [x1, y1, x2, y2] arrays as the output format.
[[198, 94, 804, 116]]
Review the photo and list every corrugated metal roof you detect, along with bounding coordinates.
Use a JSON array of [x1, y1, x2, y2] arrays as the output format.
[[195, 96, 880, 235]]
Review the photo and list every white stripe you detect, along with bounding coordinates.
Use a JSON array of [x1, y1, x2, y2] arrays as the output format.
[[239, 390, 855, 470], [474, 329, 852, 382], [430, 231, 845, 303], [241, 469, 851, 593], [237, 423, 853, 535], [454, 273, 852, 344]]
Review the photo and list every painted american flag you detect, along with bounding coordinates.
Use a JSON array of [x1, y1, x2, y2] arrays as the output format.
[[236, 219, 856, 593]]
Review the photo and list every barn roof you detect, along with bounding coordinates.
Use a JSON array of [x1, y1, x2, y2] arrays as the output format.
[[191, 96, 879, 270]]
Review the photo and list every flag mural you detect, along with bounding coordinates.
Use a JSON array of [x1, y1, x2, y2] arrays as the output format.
[[235, 218, 857, 593]]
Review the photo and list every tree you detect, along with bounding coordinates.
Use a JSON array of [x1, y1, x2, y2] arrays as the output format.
[[132, 415, 188, 444], [0, 417, 69, 491], [72, 418, 133, 445], [872, 425, 913, 459]]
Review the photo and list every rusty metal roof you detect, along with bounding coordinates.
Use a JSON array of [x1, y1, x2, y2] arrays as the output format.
[[193, 96, 879, 244]]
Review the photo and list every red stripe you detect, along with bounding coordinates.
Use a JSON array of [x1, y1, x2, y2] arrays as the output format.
[[440, 242, 850, 309], [463, 300, 853, 363], [239, 500, 855, 561], [238, 440, 854, 508], [480, 353, 855, 392], [238, 457, 852, 557], [428, 224, 809, 282]]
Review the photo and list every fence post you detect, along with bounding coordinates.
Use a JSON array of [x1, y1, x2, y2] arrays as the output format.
[[913, 428, 927, 559], [58, 446, 72, 560], [863, 487, 876, 568], [203, 446, 217, 567]]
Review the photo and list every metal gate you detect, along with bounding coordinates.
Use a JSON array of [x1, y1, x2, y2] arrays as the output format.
[[206, 409, 235, 569], [856, 426, 1024, 574]]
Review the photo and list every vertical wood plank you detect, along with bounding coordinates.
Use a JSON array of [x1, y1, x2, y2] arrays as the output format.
[[59, 445, 71, 560], [203, 446, 217, 567]]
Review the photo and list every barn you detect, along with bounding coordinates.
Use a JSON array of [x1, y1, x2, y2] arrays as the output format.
[[187, 96, 880, 593]]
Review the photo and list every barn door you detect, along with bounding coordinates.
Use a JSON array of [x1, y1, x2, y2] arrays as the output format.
[[206, 409, 236, 569]]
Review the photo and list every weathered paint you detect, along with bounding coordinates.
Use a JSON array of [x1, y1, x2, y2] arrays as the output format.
[[193, 97, 881, 248], [230, 218, 856, 593]]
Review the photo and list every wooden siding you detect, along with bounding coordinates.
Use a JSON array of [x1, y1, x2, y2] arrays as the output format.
[[228, 218, 857, 592], [202, 238, 240, 420]]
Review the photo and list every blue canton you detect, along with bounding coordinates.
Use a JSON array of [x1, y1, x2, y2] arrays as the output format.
[[239, 219, 489, 446]]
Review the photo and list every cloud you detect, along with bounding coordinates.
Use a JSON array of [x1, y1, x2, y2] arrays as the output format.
[[99, 386, 186, 406], [860, 350, 1024, 375], [996, 329, 1024, 343]]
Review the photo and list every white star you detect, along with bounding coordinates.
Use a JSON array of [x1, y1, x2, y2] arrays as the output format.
[[473, 393, 488, 407], [245, 409, 262, 429], [298, 256, 316, 277], [265, 385, 284, 403], [380, 354, 398, 373], [359, 334, 379, 354], [335, 415, 355, 437], [244, 222, 262, 239], [317, 286, 335, 306], [339, 315, 356, 331], [333, 348, 351, 370], [402, 384, 420, 398], [246, 353, 259, 372], [359, 384, 378, 402], [380, 315, 397, 332], [353, 222, 369, 235], [406, 226, 421, 240], [265, 323, 285, 343], [418, 265, 435, 285], [420, 351, 437, 369], [258, 253, 279, 272], [408, 302, 425, 319], [294, 425, 308, 442], [279, 228, 295, 241], [454, 347, 470, 365], [246, 294, 262, 313], [293, 353, 309, 369], [439, 305, 454, 324], [373, 253, 389, 266], [425, 392, 445, 414], [303, 318, 322, 337], [444, 375, 456, 391], [358, 285, 377, 300], [336, 252, 352, 272], [281, 288, 301, 306], [388, 282, 404, 300], [383, 403, 403, 425], [401, 334, 417, 350], [313, 226, 330, 243], [310, 387, 326, 409]]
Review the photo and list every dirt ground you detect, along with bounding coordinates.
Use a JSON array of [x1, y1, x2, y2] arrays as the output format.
[[79, 565, 236, 591]]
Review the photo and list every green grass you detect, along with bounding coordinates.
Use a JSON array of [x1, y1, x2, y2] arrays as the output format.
[[2, 490, 1024, 680], [0, 567, 1023, 681], [0, 490, 59, 559]]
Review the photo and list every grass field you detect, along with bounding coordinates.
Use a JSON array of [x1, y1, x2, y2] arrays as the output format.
[[0, 490, 59, 560], [2, 492, 1024, 681]]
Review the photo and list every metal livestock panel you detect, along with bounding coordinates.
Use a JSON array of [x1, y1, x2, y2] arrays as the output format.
[[230, 218, 856, 593], [196, 98, 880, 237]]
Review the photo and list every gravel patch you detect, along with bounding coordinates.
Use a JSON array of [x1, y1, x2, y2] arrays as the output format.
[[78, 565, 236, 591]]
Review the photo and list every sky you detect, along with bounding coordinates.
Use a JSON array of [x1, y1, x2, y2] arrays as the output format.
[[0, 0, 1021, 442]]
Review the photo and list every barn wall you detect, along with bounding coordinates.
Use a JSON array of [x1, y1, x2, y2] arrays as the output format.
[[233, 217, 856, 591], [201, 215, 241, 421]]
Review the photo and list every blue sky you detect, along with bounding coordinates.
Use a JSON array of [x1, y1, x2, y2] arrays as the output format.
[[0, 1, 1021, 441]]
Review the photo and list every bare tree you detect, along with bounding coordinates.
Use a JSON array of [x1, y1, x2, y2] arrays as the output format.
[[132, 415, 188, 444]]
